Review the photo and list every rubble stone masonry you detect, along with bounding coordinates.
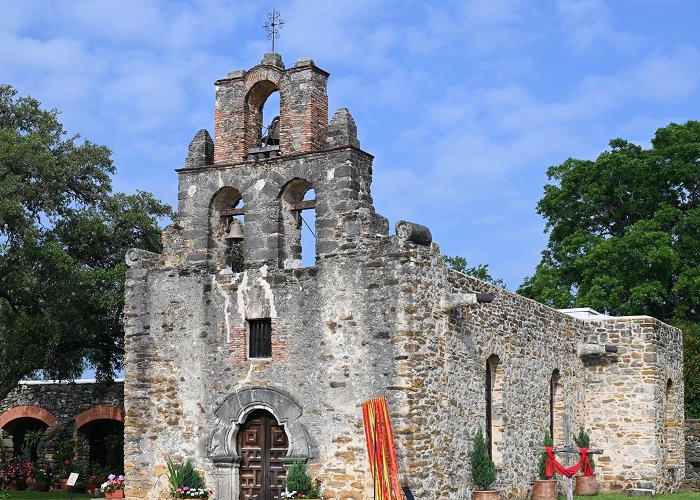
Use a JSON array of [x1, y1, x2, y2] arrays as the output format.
[[122, 53, 685, 499]]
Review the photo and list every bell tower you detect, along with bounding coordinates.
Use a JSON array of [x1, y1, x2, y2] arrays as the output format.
[[173, 53, 388, 272], [213, 53, 330, 164]]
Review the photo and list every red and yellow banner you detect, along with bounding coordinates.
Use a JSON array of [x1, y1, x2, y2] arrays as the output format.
[[362, 396, 404, 500]]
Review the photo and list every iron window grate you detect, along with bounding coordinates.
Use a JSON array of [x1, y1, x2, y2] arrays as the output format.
[[249, 319, 272, 358]]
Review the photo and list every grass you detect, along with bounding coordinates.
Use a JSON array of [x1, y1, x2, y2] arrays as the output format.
[[566, 495, 700, 499], [1, 492, 95, 499]]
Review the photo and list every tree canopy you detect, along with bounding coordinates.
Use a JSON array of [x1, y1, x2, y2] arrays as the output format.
[[0, 85, 172, 400], [443, 255, 506, 288], [517, 120, 700, 415]]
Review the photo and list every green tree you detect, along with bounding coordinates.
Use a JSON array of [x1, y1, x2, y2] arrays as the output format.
[[469, 427, 496, 491], [518, 120, 700, 415], [0, 85, 172, 400], [443, 255, 506, 288]]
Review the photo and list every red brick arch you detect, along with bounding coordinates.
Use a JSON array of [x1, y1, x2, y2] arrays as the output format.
[[75, 405, 124, 429], [0, 405, 56, 429]]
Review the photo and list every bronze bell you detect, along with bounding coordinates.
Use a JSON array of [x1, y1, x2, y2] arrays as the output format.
[[225, 219, 244, 241]]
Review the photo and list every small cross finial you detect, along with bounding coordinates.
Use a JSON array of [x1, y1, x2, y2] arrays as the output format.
[[263, 9, 284, 53]]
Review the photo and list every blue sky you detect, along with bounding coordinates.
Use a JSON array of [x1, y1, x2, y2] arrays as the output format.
[[2, 0, 700, 290]]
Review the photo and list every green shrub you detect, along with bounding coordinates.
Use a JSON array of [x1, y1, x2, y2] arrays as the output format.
[[165, 455, 204, 492], [538, 430, 554, 480], [178, 460, 203, 489], [470, 427, 496, 491], [286, 459, 312, 495], [573, 426, 595, 471]]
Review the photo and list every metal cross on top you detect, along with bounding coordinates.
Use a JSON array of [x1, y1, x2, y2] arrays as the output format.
[[263, 9, 284, 53]]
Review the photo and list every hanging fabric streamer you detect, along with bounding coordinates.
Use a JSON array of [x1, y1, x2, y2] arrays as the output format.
[[362, 396, 404, 500], [545, 446, 594, 478]]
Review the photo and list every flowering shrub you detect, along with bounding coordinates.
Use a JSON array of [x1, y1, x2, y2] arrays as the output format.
[[0, 461, 31, 482], [172, 486, 210, 498], [281, 461, 322, 499], [61, 459, 72, 479], [101, 473, 126, 492]]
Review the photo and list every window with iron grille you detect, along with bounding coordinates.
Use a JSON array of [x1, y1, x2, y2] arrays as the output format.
[[248, 319, 272, 358]]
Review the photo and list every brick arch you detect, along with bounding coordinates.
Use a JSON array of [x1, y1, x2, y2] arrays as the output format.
[[244, 78, 282, 153], [0, 405, 56, 429], [75, 405, 124, 429]]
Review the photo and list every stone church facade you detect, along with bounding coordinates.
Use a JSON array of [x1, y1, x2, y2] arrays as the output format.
[[123, 53, 685, 499]]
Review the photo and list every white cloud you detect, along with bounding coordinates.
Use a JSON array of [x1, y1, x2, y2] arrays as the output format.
[[555, 0, 641, 53]]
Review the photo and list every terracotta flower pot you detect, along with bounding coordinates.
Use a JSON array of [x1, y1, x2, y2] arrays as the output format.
[[473, 490, 500, 499], [533, 479, 558, 500], [59, 478, 71, 493], [8, 480, 23, 491], [575, 475, 599, 496], [35, 478, 50, 492], [105, 491, 126, 499]]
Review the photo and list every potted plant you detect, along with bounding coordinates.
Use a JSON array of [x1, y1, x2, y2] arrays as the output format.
[[24, 461, 36, 490], [533, 430, 557, 500], [0, 461, 26, 490], [166, 455, 211, 498], [573, 426, 598, 496], [70, 458, 91, 492], [469, 427, 499, 499], [101, 473, 126, 499], [281, 460, 322, 498], [88, 464, 106, 495], [54, 439, 74, 492], [21, 429, 44, 463], [33, 467, 51, 492]]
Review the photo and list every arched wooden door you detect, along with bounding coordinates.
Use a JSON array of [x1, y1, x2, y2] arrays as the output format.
[[237, 409, 289, 500]]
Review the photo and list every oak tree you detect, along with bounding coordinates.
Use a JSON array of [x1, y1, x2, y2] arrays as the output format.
[[0, 85, 172, 400], [518, 120, 700, 415]]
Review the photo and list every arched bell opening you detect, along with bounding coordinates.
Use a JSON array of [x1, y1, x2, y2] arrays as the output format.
[[261, 91, 280, 147], [279, 179, 316, 269], [76, 418, 124, 472], [245, 81, 282, 158], [209, 187, 245, 272]]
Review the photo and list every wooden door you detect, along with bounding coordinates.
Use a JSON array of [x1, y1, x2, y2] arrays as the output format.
[[238, 409, 289, 500]]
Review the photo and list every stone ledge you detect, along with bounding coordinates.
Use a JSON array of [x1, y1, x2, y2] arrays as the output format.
[[626, 488, 656, 497]]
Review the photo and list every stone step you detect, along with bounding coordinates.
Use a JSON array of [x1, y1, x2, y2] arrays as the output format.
[[626, 488, 656, 497]]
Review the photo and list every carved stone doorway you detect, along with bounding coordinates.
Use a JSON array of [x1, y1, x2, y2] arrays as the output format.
[[237, 409, 289, 500]]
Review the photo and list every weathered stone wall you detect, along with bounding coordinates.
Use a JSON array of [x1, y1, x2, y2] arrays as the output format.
[[124, 52, 685, 500], [684, 419, 700, 490], [583, 318, 684, 493], [432, 270, 590, 499], [0, 380, 124, 467]]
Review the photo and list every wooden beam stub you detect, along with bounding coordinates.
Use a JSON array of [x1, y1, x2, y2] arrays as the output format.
[[291, 200, 316, 211], [220, 208, 245, 217]]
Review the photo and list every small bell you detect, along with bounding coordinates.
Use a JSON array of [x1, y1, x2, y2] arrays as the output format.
[[225, 219, 245, 241]]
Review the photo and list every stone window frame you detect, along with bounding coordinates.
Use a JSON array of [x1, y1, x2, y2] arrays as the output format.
[[247, 318, 273, 359], [550, 369, 562, 444], [486, 354, 504, 465], [666, 378, 680, 467]]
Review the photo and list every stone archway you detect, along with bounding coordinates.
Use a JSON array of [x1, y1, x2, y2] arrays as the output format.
[[75, 405, 125, 470], [0, 406, 56, 459], [208, 387, 311, 500]]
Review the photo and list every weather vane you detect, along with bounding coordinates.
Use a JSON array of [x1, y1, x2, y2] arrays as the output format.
[[263, 9, 284, 53]]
